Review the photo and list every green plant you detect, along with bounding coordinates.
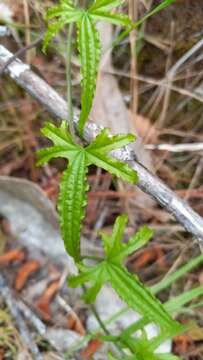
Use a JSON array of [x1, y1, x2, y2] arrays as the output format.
[[37, 122, 137, 261], [43, 0, 175, 135], [37, 0, 201, 358]]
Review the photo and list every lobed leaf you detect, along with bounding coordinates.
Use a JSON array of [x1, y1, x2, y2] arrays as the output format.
[[58, 151, 88, 261], [37, 146, 75, 165], [45, 5, 75, 20], [69, 262, 108, 302], [111, 225, 154, 263], [107, 263, 180, 331], [87, 128, 135, 153], [86, 129, 137, 183], [40, 122, 77, 148], [43, 11, 82, 53], [100, 232, 112, 255], [45, 5, 65, 20], [89, 0, 125, 12], [106, 214, 128, 258], [77, 13, 101, 135], [38, 123, 138, 261], [37, 122, 79, 164], [121, 284, 203, 344], [45, 0, 76, 20], [87, 151, 137, 184], [68, 263, 102, 287], [90, 11, 132, 26], [43, 20, 68, 53], [61, 0, 75, 6], [83, 266, 107, 303]]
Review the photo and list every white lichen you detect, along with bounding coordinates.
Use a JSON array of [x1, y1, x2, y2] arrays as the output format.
[[0, 45, 30, 78]]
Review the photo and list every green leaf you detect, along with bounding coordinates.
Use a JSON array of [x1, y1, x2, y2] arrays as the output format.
[[107, 263, 180, 331], [43, 20, 68, 53], [69, 263, 102, 287], [77, 13, 101, 135], [38, 123, 138, 262], [40, 122, 76, 147], [89, 0, 125, 12], [121, 285, 203, 343], [83, 267, 107, 303], [58, 151, 88, 261], [86, 129, 137, 184], [166, 285, 203, 314], [105, 214, 128, 257], [100, 215, 153, 263], [45, 3, 75, 20], [87, 151, 137, 184], [37, 146, 76, 165], [37, 122, 79, 164], [60, 0, 75, 6], [90, 11, 132, 26], [43, 11, 82, 53], [69, 262, 108, 302], [157, 355, 181, 360], [111, 226, 153, 263], [87, 128, 136, 153]]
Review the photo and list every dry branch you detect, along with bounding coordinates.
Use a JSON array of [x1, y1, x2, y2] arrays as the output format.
[[0, 45, 203, 244]]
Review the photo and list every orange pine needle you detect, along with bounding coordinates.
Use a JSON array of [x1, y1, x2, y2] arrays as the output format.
[[0, 249, 25, 265], [36, 280, 60, 321], [15, 260, 40, 291], [81, 339, 103, 359], [67, 313, 86, 336]]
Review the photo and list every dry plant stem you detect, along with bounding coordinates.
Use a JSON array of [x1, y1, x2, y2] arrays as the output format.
[[129, 0, 138, 119], [104, 68, 203, 104], [23, 0, 31, 64], [0, 45, 203, 243], [0, 273, 43, 360], [17, 300, 47, 337], [146, 143, 203, 152]]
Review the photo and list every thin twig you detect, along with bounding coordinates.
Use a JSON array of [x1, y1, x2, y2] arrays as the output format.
[[145, 142, 203, 152], [0, 32, 44, 76], [0, 45, 203, 244]]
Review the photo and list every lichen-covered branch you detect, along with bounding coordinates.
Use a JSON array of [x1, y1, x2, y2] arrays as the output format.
[[1, 44, 203, 243]]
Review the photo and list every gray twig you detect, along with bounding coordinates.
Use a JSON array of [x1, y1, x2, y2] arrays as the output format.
[[0, 45, 203, 244]]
